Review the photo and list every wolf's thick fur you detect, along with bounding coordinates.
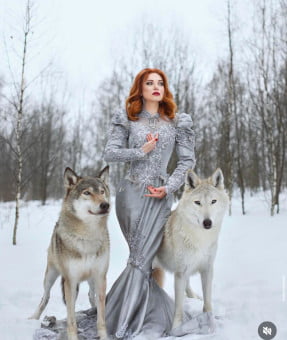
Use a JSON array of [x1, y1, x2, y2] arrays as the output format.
[[155, 168, 229, 330], [29, 167, 110, 340]]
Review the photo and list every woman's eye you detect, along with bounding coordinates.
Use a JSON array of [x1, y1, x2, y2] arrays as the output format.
[[83, 191, 90, 195], [194, 201, 201, 205], [146, 81, 153, 85], [212, 200, 217, 204], [159, 82, 164, 86]]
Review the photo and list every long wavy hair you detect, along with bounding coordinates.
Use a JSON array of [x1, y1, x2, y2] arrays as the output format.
[[125, 68, 177, 121]]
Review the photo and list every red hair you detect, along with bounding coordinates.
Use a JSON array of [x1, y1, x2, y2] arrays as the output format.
[[125, 68, 177, 121]]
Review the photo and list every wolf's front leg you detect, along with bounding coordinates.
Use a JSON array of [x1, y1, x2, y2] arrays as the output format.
[[95, 273, 107, 339], [200, 265, 213, 312], [64, 278, 79, 340], [172, 272, 186, 329]]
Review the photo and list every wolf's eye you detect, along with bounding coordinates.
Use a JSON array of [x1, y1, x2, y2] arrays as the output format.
[[194, 201, 201, 205], [100, 189, 105, 195], [83, 191, 90, 195], [211, 200, 217, 204]]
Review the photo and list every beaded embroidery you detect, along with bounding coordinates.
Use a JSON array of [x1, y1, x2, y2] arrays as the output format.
[[104, 109, 195, 194], [126, 217, 146, 271]]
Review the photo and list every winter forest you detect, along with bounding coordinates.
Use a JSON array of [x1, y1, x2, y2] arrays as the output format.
[[0, 0, 287, 244]]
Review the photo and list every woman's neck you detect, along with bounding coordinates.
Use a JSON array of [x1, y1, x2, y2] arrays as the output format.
[[143, 101, 159, 115]]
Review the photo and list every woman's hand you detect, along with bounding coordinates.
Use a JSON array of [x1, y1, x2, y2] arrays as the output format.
[[146, 133, 158, 142], [145, 186, 167, 199], [141, 133, 159, 154]]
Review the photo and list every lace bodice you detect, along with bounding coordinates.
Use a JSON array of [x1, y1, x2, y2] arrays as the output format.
[[104, 109, 195, 194]]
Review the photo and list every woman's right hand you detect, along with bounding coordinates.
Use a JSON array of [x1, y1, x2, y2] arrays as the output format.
[[141, 133, 159, 154]]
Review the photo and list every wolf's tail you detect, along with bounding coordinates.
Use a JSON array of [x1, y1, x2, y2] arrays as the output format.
[[61, 277, 79, 305]]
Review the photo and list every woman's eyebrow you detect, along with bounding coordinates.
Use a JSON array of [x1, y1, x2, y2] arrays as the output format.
[[146, 79, 163, 82]]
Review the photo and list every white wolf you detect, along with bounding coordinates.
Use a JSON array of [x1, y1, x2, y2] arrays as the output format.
[[29, 167, 110, 340], [155, 168, 229, 331]]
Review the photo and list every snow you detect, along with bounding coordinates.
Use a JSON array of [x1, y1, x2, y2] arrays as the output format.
[[0, 192, 287, 340]]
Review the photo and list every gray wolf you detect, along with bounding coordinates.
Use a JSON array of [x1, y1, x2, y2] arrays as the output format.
[[154, 168, 229, 331], [29, 167, 110, 340]]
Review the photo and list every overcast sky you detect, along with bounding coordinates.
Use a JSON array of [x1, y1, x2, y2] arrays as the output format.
[[0, 0, 252, 114]]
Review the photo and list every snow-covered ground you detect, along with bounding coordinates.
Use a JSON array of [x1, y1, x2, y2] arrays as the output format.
[[0, 191, 287, 340]]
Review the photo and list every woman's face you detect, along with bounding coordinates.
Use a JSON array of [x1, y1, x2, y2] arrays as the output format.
[[142, 73, 165, 103]]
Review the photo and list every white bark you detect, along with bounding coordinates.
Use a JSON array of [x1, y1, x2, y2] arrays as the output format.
[[12, 1, 32, 245]]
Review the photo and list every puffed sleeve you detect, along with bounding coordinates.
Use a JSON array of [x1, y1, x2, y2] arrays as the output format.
[[104, 110, 147, 162], [165, 113, 196, 194]]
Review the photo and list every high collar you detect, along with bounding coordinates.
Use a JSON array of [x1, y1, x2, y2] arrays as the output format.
[[139, 110, 160, 119]]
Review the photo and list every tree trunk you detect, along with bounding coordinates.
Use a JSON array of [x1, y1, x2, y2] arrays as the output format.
[[12, 1, 31, 245]]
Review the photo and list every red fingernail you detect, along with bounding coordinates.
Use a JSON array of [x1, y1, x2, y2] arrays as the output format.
[[155, 138, 158, 141]]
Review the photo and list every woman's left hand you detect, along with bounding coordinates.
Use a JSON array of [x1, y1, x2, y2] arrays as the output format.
[[145, 186, 167, 199]]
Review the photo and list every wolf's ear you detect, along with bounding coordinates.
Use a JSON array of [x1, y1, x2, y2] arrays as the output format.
[[99, 165, 109, 184], [64, 167, 79, 188], [185, 169, 201, 189], [210, 168, 224, 189]]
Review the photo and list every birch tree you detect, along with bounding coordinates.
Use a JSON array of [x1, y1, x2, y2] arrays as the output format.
[[11, 1, 33, 244], [2, 0, 38, 244]]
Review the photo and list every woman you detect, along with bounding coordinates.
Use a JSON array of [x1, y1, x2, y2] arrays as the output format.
[[103, 68, 195, 339]]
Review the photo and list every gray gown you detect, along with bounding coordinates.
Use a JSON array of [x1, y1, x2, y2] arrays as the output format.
[[34, 109, 203, 340], [102, 109, 195, 339]]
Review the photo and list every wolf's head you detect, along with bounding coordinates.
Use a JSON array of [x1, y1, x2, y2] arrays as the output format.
[[183, 168, 229, 230], [62, 166, 110, 220]]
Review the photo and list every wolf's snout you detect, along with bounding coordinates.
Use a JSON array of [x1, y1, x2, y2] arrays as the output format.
[[203, 218, 212, 229], [100, 202, 110, 211]]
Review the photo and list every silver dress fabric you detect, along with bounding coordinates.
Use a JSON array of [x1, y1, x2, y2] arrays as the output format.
[[103, 109, 195, 339]]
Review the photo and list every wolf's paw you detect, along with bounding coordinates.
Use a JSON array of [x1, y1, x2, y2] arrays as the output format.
[[186, 290, 202, 300], [197, 311, 216, 334], [41, 315, 57, 328], [95, 330, 109, 340], [169, 312, 215, 337], [185, 285, 203, 300], [171, 317, 182, 331]]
